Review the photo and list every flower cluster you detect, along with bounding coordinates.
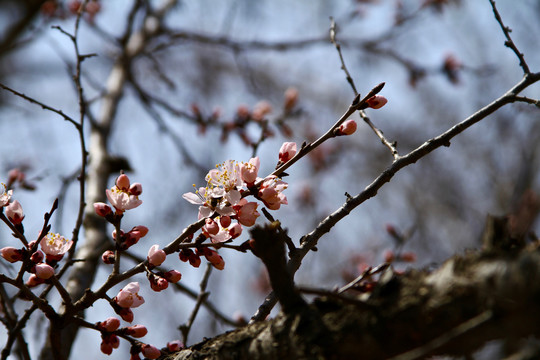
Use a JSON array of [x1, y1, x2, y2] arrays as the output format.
[[182, 154, 291, 247]]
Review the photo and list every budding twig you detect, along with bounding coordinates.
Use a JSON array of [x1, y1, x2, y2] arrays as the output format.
[[489, 0, 530, 75]]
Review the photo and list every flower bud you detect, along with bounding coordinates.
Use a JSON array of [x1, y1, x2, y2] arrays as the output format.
[[5, 200, 24, 224], [35, 263, 55, 279], [284, 87, 299, 111], [118, 308, 134, 323], [116, 174, 130, 191], [141, 344, 161, 359], [102, 250, 116, 264], [99, 317, 121, 332], [26, 274, 44, 287], [366, 95, 387, 109], [30, 250, 44, 264], [336, 119, 357, 136], [278, 142, 297, 163], [167, 340, 184, 352], [147, 245, 166, 267], [100, 341, 113, 355], [129, 183, 143, 196], [94, 202, 112, 217], [125, 324, 148, 338], [164, 270, 182, 283], [219, 216, 231, 228], [229, 223, 243, 239], [1, 247, 23, 263]]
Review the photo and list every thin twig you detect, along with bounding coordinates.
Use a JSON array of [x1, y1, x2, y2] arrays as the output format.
[[329, 17, 400, 159], [489, 0, 530, 74], [181, 263, 213, 345]]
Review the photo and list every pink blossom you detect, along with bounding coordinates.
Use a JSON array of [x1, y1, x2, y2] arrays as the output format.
[[258, 176, 288, 210], [235, 199, 260, 226], [0, 184, 12, 207], [164, 270, 182, 283], [141, 344, 161, 359], [278, 142, 297, 163], [366, 95, 387, 109], [206, 160, 243, 192], [125, 324, 148, 338], [239, 157, 260, 185], [182, 186, 237, 219], [94, 202, 112, 217], [5, 200, 24, 224], [1, 247, 23, 263], [35, 263, 55, 279], [167, 340, 184, 352], [147, 245, 166, 267], [336, 119, 357, 136], [98, 317, 121, 332], [106, 185, 142, 213], [40, 233, 72, 261], [115, 282, 145, 308]]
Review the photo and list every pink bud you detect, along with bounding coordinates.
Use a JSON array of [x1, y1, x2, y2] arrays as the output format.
[[336, 119, 357, 136], [94, 202, 112, 217], [129, 183, 143, 196], [99, 317, 121, 332], [366, 95, 387, 109], [126, 324, 148, 338], [284, 87, 299, 111], [1, 247, 23, 263], [118, 308, 134, 323], [116, 174, 130, 191], [164, 270, 182, 283], [30, 250, 44, 264], [278, 142, 297, 163], [147, 245, 166, 267], [110, 334, 120, 348], [26, 274, 44, 287], [130, 225, 149, 238], [167, 340, 184, 352], [202, 218, 219, 237], [100, 341, 113, 355], [102, 250, 116, 264], [5, 200, 24, 224], [35, 263, 55, 279], [141, 344, 161, 359], [219, 216, 232, 228], [188, 253, 201, 268]]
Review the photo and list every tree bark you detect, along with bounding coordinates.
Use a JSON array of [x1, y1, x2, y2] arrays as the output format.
[[165, 242, 540, 359]]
